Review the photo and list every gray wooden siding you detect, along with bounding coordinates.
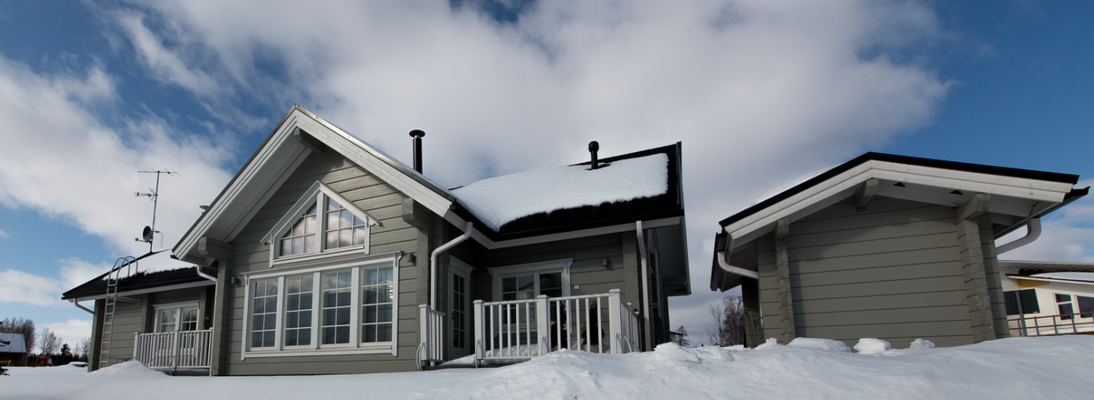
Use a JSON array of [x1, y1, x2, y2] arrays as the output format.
[[759, 198, 975, 347], [469, 232, 638, 308], [224, 150, 422, 375], [101, 294, 147, 364]]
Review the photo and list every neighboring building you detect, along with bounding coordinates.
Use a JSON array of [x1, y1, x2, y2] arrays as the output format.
[[0, 332, 28, 366], [999, 261, 1094, 337], [710, 152, 1088, 348], [65, 105, 690, 375]]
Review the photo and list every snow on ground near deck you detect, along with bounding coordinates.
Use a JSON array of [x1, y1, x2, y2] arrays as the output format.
[[5, 336, 1094, 399], [452, 153, 668, 231]]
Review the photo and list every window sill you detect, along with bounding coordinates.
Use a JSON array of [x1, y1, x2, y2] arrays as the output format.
[[242, 344, 394, 360], [270, 246, 368, 268]]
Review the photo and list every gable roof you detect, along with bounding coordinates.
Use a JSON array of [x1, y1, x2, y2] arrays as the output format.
[[0, 332, 28, 354], [61, 266, 214, 301], [451, 143, 685, 243], [173, 105, 456, 264], [712, 152, 1087, 291], [720, 152, 1086, 247]]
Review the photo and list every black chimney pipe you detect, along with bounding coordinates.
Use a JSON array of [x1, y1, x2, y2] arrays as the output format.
[[589, 141, 600, 169], [409, 130, 425, 173]]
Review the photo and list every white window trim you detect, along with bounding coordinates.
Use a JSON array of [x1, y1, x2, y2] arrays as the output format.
[[241, 252, 402, 360], [490, 259, 573, 301], [153, 301, 201, 333], [261, 181, 381, 267]]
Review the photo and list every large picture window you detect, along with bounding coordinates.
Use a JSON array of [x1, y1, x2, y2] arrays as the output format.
[[242, 254, 401, 359], [263, 182, 380, 264]]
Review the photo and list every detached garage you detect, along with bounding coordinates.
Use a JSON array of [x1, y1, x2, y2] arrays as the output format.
[[710, 152, 1088, 347]]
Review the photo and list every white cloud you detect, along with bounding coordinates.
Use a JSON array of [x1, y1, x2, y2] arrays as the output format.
[[0, 269, 62, 307], [104, 0, 954, 342], [0, 228, 8, 238], [0, 56, 234, 262]]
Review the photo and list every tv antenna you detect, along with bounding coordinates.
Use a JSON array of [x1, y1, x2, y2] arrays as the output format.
[[135, 169, 178, 253]]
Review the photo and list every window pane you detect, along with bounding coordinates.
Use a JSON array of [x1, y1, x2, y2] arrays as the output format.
[[362, 266, 394, 343], [1056, 293, 1071, 302], [354, 227, 366, 245], [1060, 303, 1075, 320], [321, 270, 352, 345], [251, 278, 278, 348], [1078, 296, 1094, 315]]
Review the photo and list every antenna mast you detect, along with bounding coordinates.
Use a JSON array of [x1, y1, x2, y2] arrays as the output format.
[[135, 169, 178, 253]]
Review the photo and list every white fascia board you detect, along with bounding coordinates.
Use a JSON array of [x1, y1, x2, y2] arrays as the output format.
[[1007, 275, 1094, 287], [175, 108, 455, 260], [292, 114, 454, 217], [174, 114, 309, 260], [70, 280, 215, 302], [724, 160, 1074, 249], [725, 164, 874, 245], [868, 161, 1074, 203]]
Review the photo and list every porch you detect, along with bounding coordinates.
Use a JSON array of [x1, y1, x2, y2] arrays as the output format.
[[132, 329, 213, 373], [418, 289, 642, 368]]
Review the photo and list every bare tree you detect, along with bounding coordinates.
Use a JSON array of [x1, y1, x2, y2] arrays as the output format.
[[707, 295, 747, 346], [77, 338, 91, 361], [39, 328, 62, 357]]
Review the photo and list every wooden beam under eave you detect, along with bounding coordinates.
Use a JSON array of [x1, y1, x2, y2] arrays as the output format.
[[855, 179, 879, 211], [292, 127, 326, 153], [198, 236, 234, 266], [955, 193, 991, 223]]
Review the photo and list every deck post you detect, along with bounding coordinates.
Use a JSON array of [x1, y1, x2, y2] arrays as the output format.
[[133, 332, 140, 365], [536, 295, 549, 356], [608, 289, 622, 354], [473, 300, 484, 361], [173, 331, 182, 371]]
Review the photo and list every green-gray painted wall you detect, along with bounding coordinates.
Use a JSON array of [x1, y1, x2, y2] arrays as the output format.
[[753, 197, 982, 348], [224, 150, 421, 375]]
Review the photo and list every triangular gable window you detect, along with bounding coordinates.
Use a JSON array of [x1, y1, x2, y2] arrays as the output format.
[[264, 182, 380, 264]]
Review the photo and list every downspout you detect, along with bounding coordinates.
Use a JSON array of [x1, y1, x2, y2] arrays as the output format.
[[716, 231, 759, 280], [69, 299, 94, 314], [431, 222, 474, 309], [636, 221, 652, 351], [996, 218, 1041, 255], [195, 265, 218, 282]]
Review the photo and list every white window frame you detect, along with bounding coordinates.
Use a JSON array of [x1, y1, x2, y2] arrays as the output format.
[[153, 301, 201, 333], [262, 181, 381, 267], [241, 253, 401, 360], [490, 259, 573, 301]]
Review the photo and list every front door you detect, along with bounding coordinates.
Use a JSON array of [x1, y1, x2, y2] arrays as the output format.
[[448, 259, 472, 359]]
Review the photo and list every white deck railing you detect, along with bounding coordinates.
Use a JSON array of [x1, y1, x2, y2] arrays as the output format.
[[473, 289, 640, 362], [418, 305, 446, 368], [1009, 311, 1094, 336], [133, 329, 213, 370]]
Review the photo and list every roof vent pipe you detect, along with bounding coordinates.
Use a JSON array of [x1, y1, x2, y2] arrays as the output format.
[[589, 141, 600, 169], [409, 130, 425, 173]]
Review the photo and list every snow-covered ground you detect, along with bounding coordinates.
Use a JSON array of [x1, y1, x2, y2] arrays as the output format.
[[4, 336, 1092, 399]]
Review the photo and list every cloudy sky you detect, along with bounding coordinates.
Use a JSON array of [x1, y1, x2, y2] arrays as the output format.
[[1, 0, 1091, 349]]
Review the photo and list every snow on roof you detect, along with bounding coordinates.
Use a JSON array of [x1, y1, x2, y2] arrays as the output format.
[[0, 332, 28, 354], [452, 153, 669, 231]]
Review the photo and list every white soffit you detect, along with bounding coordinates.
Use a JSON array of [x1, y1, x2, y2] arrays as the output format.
[[725, 160, 1076, 248]]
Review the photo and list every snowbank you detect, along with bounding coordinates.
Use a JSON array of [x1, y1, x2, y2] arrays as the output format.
[[4, 336, 1093, 399]]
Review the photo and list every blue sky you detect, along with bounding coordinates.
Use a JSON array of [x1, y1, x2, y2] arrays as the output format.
[[0, 0, 1091, 348]]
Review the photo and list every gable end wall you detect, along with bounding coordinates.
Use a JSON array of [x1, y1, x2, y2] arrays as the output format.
[[224, 150, 422, 375]]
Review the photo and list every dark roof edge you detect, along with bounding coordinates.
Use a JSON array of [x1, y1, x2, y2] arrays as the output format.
[[720, 152, 1082, 227]]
